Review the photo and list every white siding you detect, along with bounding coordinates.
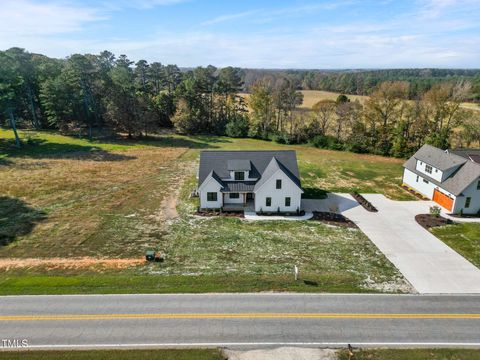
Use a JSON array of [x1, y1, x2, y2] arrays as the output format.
[[403, 168, 460, 211], [403, 168, 436, 198], [199, 178, 223, 209], [453, 179, 480, 215], [224, 193, 244, 204], [415, 160, 443, 182], [227, 171, 257, 181], [254, 170, 302, 212]]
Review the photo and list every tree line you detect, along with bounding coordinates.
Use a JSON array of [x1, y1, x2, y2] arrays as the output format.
[[242, 68, 480, 100], [1, 48, 479, 158], [248, 78, 480, 157]]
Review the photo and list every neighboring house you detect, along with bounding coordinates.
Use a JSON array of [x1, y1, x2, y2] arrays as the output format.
[[403, 144, 480, 214], [197, 150, 303, 213]]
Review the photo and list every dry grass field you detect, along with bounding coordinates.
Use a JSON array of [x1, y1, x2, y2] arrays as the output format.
[[0, 129, 415, 293], [241, 90, 480, 112]]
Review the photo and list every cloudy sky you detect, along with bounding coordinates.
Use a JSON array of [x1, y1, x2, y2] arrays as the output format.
[[0, 0, 479, 68]]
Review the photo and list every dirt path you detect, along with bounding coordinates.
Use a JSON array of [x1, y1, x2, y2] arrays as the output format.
[[0, 257, 144, 271]]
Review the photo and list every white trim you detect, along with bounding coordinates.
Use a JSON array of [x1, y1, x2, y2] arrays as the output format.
[[198, 175, 223, 193]]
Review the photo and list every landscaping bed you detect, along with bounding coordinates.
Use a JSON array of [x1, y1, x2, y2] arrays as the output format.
[[312, 211, 358, 228], [351, 192, 378, 212], [415, 214, 455, 230], [196, 210, 244, 218], [401, 184, 429, 200]]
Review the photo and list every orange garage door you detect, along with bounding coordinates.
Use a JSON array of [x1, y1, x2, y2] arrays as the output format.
[[433, 189, 453, 211]]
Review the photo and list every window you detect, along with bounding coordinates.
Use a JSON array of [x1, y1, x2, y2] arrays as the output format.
[[416, 175, 419, 182], [234, 172, 245, 181], [207, 192, 217, 202], [477, 180, 480, 190], [285, 197, 291, 207], [425, 164, 433, 174], [423, 179, 429, 184], [266, 197, 272, 207], [276, 179, 282, 189], [229, 193, 239, 199], [465, 197, 471, 208]]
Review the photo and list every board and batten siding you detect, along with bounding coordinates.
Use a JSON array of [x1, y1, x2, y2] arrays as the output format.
[[254, 170, 302, 212], [453, 179, 480, 215], [199, 177, 223, 209]]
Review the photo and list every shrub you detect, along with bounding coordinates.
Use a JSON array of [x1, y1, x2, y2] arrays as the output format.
[[429, 205, 441, 217]]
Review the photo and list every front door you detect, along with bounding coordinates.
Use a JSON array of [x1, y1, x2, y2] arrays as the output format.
[[246, 193, 254, 201]]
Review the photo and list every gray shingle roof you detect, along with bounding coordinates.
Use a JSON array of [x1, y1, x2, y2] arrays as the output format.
[[450, 148, 480, 164], [227, 159, 251, 171], [412, 144, 466, 171], [198, 150, 301, 191], [404, 146, 480, 196]]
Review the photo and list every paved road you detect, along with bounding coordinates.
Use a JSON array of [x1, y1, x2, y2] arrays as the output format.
[[305, 193, 480, 294], [1, 294, 480, 349]]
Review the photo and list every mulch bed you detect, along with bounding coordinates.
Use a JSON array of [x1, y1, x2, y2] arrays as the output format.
[[196, 211, 244, 218], [311, 211, 358, 228], [401, 184, 429, 200], [351, 193, 378, 212], [415, 214, 455, 230]]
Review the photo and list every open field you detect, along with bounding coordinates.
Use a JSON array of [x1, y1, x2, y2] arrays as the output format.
[[431, 223, 480, 268], [0, 129, 414, 293], [241, 90, 480, 111], [0, 349, 224, 360]]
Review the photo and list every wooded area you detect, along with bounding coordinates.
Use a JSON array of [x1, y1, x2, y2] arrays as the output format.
[[1, 48, 479, 158]]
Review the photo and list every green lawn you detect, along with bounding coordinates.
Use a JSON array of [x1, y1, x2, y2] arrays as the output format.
[[0, 349, 223, 360], [338, 348, 480, 360], [431, 223, 480, 268], [0, 129, 413, 294]]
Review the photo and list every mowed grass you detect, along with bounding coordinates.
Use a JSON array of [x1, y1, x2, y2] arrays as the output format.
[[0, 129, 411, 293], [431, 223, 480, 268], [338, 348, 480, 360], [0, 349, 224, 360]]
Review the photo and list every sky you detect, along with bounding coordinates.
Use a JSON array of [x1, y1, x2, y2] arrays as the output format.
[[0, 0, 479, 69]]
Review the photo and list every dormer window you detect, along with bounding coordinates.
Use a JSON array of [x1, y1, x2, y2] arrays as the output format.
[[425, 164, 433, 174], [234, 171, 245, 181]]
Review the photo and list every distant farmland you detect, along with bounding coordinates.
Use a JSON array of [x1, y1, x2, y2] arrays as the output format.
[[241, 90, 480, 111]]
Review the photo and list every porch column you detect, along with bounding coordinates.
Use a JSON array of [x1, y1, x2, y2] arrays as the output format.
[[243, 193, 246, 205]]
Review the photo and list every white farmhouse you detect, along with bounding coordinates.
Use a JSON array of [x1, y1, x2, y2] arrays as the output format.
[[197, 150, 303, 213], [403, 144, 480, 214]]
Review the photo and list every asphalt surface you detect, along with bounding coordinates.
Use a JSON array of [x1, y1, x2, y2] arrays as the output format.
[[1, 294, 480, 350]]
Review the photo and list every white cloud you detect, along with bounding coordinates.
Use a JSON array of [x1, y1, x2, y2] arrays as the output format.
[[201, 10, 260, 26], [0, 0, 105, 38]]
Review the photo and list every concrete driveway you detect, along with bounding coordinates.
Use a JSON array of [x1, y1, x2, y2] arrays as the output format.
[[305, 194, 480, 294]]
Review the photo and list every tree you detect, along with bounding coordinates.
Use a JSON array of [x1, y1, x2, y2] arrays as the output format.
[[312, 99, 336, 135], [364, 81, 409, 154], [0, 52, 24, 147], [423, 82, 469, 149], [248, 80, 274, 139]]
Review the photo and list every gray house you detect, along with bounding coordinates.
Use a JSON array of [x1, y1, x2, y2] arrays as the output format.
[[403, 144, 480, 214], [197, 150, 303, 212]]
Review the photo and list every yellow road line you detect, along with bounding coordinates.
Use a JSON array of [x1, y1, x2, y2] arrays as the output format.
[[0, 313, 479, 321]]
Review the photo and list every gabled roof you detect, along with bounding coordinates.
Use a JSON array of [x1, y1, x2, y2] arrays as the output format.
[[253, 156, 302, 191], [412, 144, 466, 171], [198, 170, 224, 190], [198, 150, 301, 191], [404, 145, 480, 196], [450, 148, 480, 164]]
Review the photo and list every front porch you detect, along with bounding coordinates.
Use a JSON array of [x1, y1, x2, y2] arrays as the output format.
[[222, 200, 254, 212]]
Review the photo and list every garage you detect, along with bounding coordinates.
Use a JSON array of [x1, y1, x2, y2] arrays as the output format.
[[433, 188, 454, 211]]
